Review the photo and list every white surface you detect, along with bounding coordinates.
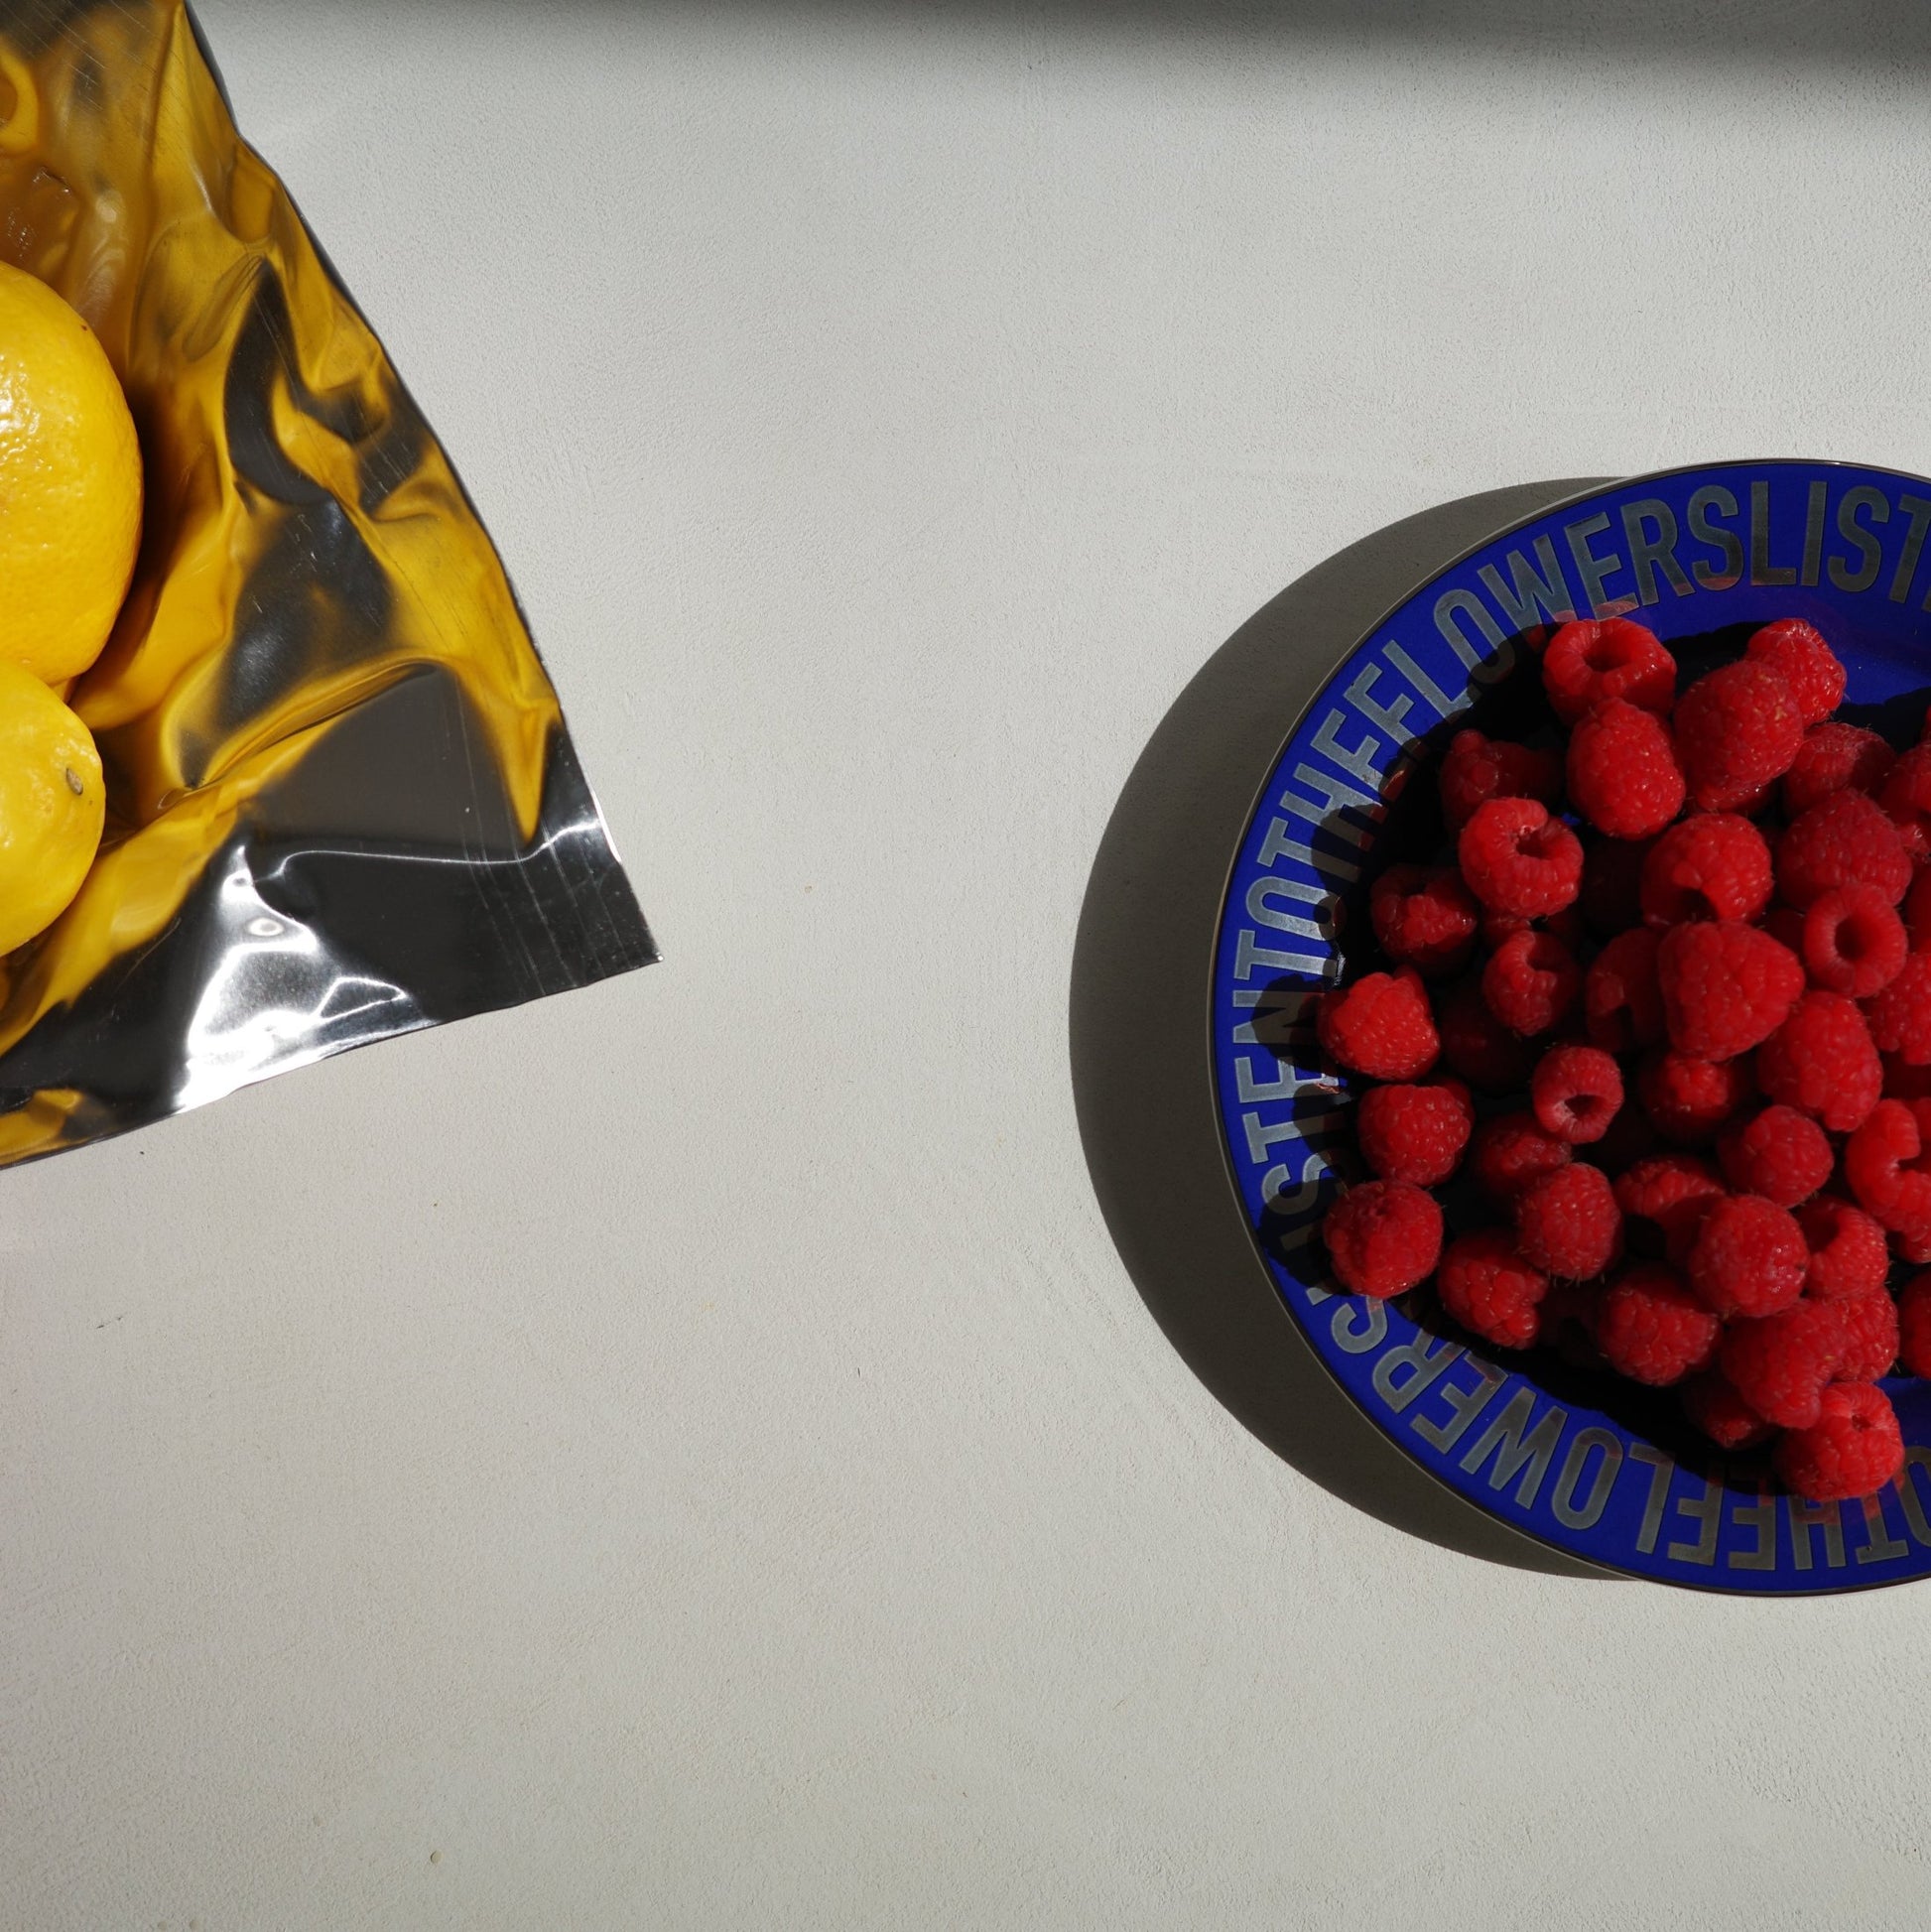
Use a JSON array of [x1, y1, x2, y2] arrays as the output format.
[[8, 5, 1931, 1926]]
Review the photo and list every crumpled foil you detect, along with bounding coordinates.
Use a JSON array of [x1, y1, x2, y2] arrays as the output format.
[[0, 0, 656, 1164]]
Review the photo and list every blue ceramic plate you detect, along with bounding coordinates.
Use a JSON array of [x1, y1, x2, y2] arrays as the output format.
[[1212, 459, 1931, 1593]]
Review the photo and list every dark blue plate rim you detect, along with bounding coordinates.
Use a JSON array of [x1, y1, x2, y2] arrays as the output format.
[[1209, 457, 1931, 1594]]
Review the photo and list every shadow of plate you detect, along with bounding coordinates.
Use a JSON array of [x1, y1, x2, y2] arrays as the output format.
[[1070, 478, 1619, 1580]]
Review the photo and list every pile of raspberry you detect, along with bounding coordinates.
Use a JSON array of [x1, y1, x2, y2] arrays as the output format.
[[1317, 614, 1931, 1502]]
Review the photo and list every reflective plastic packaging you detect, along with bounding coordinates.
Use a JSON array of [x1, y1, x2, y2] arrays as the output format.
[[0, 1, 656, 1164]]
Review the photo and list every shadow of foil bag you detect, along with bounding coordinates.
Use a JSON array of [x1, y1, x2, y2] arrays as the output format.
[[0, 1, 656, 1164]]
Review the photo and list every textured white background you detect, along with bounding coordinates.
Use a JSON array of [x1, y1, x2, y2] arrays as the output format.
[[6, 3, 1931, 1926]]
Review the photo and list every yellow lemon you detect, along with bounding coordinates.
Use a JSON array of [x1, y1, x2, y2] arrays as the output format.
[[0, 262, 143, 684], [0, 660, 104, 953]]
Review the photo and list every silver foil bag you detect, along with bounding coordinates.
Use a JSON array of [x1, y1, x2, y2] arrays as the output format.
[[0, 0, 655, 1163]]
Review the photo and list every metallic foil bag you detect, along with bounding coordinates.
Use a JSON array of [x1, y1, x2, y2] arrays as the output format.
[[0, 0, 656, 1164]]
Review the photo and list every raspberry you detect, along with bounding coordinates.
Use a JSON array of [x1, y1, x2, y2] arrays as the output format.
[[1774, 1382, 1903, 1501], [1686, 1193, 1808, 1318], [1478, 904, 1587, 953], [1466, 1112, 1570, 1203], [1579, 836, 1653, 937], [1720, 1299, 1846, 1428], [1316, 967, 1439, 1080], [1746, 617, 1845, 724], [1775, 791, 1912, 910], [1616, 1154, 1725, 1260], [1515, 1162, 1621, 1279], [1565, 701, 1686, 839], [1595, 1263, 1721, 1386], [1674, 660, 1805, 812], [1864, 953, 1931, 1065], [1637, 1046, 1754, 1144], [1457, 798, 1585, 919], [1354, 1081, 1474, 1186], [1783, 721, 1895, 818], [1796, 1196, 1891, 1300], [1755, 991, 1881, 1132], [1681, 1370, 1775, 1451], [1716, 780, 1776, 817], [1715, 1104, 1834, 1209], [1437, 976, 1536, 1092], [1368, 864, 1480, 978], [1321, 1179, 1443, 1299], [1845, 1097, 1931, 1233], [1541, 617, 1676, 723], [1905, 867, 1931, 951], [1435, 1230, 1549, 1350], [1313, 613, 1931, 1498], [1803, 885, 1906, 998], [1898, 1273, 1931, 1376], [1639, 814, 1772, 927], [1584, 928, 1666, 1055], [1438, 729, 1563, 834], [1881, 741, 1931, 862], [1482, 929, 1581, 1037], [1834, 1290, 1900, 1381], [1531, 1043, 1623, 1145], [1657, 921, 1804, 1061]]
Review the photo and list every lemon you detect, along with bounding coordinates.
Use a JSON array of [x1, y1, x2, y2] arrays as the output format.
[[0, 660, 104, 953], [0, 262, 143, 684]]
